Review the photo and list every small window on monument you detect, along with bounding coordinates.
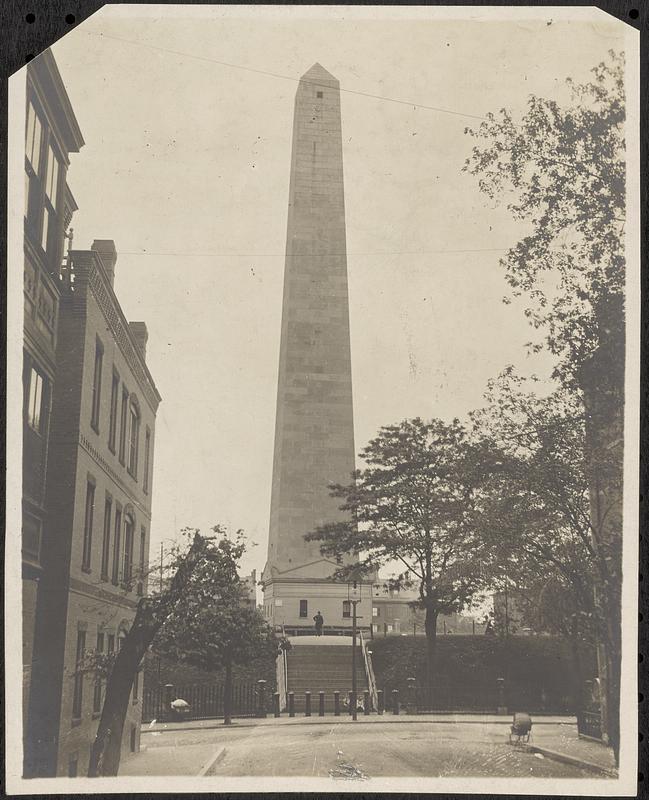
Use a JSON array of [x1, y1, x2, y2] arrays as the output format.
[[317, 91, 323, 98], [299, 599, 308, 617]]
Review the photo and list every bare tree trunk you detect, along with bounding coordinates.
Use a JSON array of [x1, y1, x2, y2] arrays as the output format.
[[88, 534, 205, 776], [580, 310, 624, 768], [87, 618, 150, 777], [568, 620, 584, 716], [223, 658, 233, 725], [424, 607, 439, 707]]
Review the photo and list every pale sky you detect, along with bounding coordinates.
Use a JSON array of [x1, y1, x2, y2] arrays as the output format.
[[49, 6, 626, 580]]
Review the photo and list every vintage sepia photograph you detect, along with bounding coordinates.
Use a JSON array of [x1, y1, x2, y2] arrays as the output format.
[[6, 4, 639, 794]]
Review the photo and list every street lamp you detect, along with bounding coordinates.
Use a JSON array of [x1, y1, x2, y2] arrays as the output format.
[[347, 579, 362, 721]]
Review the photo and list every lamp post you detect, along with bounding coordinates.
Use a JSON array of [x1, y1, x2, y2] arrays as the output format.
[[348, 579, 362, 721]]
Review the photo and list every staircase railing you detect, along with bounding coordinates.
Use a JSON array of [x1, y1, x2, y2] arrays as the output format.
[[277, 625, 288, 711], [360, 631, 378, 711]]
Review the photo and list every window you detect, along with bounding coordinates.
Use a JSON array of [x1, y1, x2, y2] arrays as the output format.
[[138, 526, 146, 596], [130, 725, 137, 753], [118, 388, 129, 464], [82, 480, 95, 571], [25, 101, 42, 173], [101, 495, 112, 580], [112, 505, 122, 585], [128, 402, 140, 477], [342, 600, 351, 618], [108, 370, 119, 452], [93, 633, 104, 713], [122, 514, 134, 586], [90, 338, 103, 433], [41, 206, 50, 252], [143, 427, 151, 493], [72, 630, 86, 719], [107, 633, 115, 654], [372, 607, 379, 618], [133, 670, 140, 702], [299, 599, 308, 618], [317, 91, 323, 98], [45, 143, 59, 209], [26, 366, 44, 432]]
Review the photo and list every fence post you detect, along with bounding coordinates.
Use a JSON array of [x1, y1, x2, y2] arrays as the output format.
[[305, 691, 311, 717], [334, 691, 340, 716], [273, 691, 280, 718], [392, 689, 400, 715], [319, 692, 325, 717], [377, 689, 384, 715], [288, 691, 295, 717], [496, 677, 507, 715], [406, 677, 416, 714], [364, 690, 370, 716]]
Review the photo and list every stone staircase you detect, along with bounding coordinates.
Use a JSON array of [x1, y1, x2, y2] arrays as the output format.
[[286, 642, 368, 712]]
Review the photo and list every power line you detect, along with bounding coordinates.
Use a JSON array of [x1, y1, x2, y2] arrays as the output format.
[[115, 247, 524, 258], [83, 29, 625, 210], [85, 30, 486, 121]]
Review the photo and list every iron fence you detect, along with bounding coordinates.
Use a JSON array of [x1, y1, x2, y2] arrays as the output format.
[[143, 681, 275, 723]]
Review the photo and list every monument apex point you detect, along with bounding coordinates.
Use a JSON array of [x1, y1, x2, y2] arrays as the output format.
[[300, 62, 338, 84]]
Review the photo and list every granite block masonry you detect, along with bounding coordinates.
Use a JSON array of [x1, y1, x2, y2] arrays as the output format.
[[262, 64, 371, 629]]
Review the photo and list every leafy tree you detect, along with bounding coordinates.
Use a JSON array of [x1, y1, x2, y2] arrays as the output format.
[[464, 51, 625, 763], [88, 527, 276, 776], [87, 530, 207, 776], [306, 417, 490, 691], [153, 530, 278, 725], [463, 51, 625, 387], [471, 371, 616, 744]]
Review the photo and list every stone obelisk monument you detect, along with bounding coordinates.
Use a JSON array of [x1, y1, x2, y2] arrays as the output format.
[[262, 64, 368, 631]]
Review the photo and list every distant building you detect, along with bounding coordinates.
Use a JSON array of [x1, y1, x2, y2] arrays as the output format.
[[492, 589, 547, 636], [371, 582, 483, 637], [22, 50, 83, 772], [240, 570, 257, 608], [26, 239, 161, 777]]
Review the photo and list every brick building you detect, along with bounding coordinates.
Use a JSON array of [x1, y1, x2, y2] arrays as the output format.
[[25, 234, 161, 777], [22, 50, 83, 762]]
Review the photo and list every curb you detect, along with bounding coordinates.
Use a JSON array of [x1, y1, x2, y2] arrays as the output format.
[[523, 744, 617, 777], [143, 716, 576, 736], [198, 746, 227, 776]]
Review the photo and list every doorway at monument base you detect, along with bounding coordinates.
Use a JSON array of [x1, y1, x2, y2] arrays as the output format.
[[261, 576, 373, 633]]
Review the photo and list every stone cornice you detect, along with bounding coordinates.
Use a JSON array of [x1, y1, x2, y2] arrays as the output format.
[[29, 51, 84, 158], [79, 432, 152, 522], [69, 575, 138, 611]]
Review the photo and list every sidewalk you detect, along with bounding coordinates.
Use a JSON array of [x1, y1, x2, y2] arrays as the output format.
[[524, 726, 617, 775]]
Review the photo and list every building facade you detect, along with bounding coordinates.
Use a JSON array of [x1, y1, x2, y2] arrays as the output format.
[[371, 583, 482, 637], [26, 239, 161, 777], [22, 50, 84, 762], [261, 64, 372, 630]]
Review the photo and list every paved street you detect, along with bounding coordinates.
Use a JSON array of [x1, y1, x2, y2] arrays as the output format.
[[121, 718, 610, 779]]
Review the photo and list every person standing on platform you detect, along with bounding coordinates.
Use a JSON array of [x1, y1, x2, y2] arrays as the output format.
[[314, 611, 324, 636]]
